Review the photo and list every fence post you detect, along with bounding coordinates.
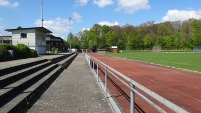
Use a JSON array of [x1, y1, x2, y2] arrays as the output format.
[[93, 58, 94, 72], [97, 61, 99, 82], [88, 57, 90, 65], [130, 81, 135, 113], [105, 66, 108, 98]]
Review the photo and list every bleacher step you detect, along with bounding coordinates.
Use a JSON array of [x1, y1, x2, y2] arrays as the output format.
[[0, 61, 53, 88], [0, 59, 48, 77], [0, 64, 59, 108], [0, 66, 61, 113]]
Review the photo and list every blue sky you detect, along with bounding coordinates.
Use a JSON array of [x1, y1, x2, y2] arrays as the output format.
[[0, 0, 201, 39]]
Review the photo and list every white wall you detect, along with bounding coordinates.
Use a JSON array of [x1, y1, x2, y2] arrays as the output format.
[[12, 29, 36, 47], [11, 28, 47, 54], [35, 29, 46, 54]]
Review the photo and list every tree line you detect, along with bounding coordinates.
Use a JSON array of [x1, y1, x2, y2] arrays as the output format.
[[66, 18, 201, 51]]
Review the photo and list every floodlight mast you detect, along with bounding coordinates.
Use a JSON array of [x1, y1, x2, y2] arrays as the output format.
[[41, 0, 44, 27], [69, 17, 71, 52]]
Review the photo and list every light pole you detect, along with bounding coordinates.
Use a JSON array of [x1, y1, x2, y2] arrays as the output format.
[[41, 0, 44, 27], [69, 17, 71, 52], [99, 28, 102, 49]]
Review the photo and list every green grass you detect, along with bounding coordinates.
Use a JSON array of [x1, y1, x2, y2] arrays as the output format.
[[104, 51, 201, 72]]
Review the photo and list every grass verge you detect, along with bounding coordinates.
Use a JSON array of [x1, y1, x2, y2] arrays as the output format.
[[104, 51, 201, 72]]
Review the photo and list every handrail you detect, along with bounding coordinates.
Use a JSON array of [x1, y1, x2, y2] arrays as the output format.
[[84, 52, 188, 113]]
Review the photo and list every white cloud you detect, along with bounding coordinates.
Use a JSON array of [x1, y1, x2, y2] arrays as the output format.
[[75, 0, 89, 6], [0, 26, 9, 36], [98, 21, 119, 26], [116, 0, 150, 14], [93, 0, 114, 8], [0, 0, 19, 8], [35, 17, 71, 36], [0, 25, 4, 30], [72, 12, 82, 22], [0, 18, 4, 31], [162, 9, 201, 22], [82, 27, 90, 31]]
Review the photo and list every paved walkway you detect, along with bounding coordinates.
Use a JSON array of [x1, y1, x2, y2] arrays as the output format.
[[28, 54, 114, 113]]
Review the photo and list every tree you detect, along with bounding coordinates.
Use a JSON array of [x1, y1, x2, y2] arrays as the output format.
[[77, 18, 201, 50], [143, 35, 153, 49], [105, 31, 117, 46], [192, 19, 201, 46]]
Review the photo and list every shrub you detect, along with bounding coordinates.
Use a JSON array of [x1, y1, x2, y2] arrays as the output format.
[[0, 44, 9, 62], [30, 49, 38, 57], [2, 44, 17, 58], [51, 47, 58, 54], [16, 44, 31, 58], [2, 44, 15, 50]]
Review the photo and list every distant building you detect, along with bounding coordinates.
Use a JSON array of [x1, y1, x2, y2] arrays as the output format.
[[5, 27, 52, 54], [111, 46, 118, 53], [0, 36, 12, 44], [46, 34, 66, 53]]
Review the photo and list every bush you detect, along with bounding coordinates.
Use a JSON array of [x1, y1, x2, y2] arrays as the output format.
[[0, 44, 39, 61], [0, 44, 9, 62], [16, 44, 31, 58], [2, 44, 15, 50], [30, 49, 38, 57], [2, 44, 17, 59]]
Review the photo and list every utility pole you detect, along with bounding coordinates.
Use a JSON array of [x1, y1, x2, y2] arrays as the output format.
[[69, 17, 71, 52], [41, 0, 43, 27]]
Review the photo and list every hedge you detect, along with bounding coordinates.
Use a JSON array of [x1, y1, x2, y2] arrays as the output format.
[[0, 45, 9, 62], [0, 44, 38, 62]]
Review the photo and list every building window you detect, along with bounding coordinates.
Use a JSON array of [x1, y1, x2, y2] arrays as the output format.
[[39, 33, 45, 42], [21, 33, 27, 38]]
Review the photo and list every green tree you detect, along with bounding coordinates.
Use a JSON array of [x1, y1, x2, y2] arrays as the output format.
[[105, 31, 117, 46], [143, 35, 153, 49], [192, 19, 201, 46]]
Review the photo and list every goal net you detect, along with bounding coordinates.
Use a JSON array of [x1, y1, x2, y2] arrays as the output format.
[[193, 46, 201, 52], [152, 46, 161, 52]]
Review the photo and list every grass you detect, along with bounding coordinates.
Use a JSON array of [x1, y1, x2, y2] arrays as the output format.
[[104, 51, 201, 72]]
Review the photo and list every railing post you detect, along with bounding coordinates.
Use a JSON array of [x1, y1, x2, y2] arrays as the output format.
[[97, 61, 99, 82], [88, 57, 90, 65], [105, 66, 108, 98], [130, 81, 135, 113], [93, 58, 94, 71]]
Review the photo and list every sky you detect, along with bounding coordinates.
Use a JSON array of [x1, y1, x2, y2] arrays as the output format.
[[0, 0, 201, 40]]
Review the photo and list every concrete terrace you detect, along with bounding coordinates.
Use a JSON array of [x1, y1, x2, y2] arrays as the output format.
[[0, 53, 114, 113]]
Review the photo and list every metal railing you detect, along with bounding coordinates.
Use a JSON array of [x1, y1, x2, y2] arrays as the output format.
[[84, 53, 188, 113]]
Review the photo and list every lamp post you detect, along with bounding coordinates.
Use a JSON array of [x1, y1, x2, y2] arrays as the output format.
[[99, 28, 102, 49], [41, 0, 44, 27], [69, 17, 71, 52]]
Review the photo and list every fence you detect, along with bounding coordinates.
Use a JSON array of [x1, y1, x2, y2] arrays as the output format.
[[84, 52, 188, 113], [193, 46, 201, 52]]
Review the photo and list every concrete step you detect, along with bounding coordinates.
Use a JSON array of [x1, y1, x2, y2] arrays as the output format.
[[0, 61, 49, 81], [0, 61, 53, 88], [50, 53, 73, 63], [0, 53, 77, 113], [0, 66, 61, 113], [0, 59, 48, 77], [57, 53, 77, 67], [0, 64, 58, 107]]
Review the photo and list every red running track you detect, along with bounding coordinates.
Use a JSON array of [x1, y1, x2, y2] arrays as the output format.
[[89, 53, 201, 113]]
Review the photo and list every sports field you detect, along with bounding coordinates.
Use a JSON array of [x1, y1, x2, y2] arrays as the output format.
[[90, 52, 201, 112], [105, 51, 201, 72]]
